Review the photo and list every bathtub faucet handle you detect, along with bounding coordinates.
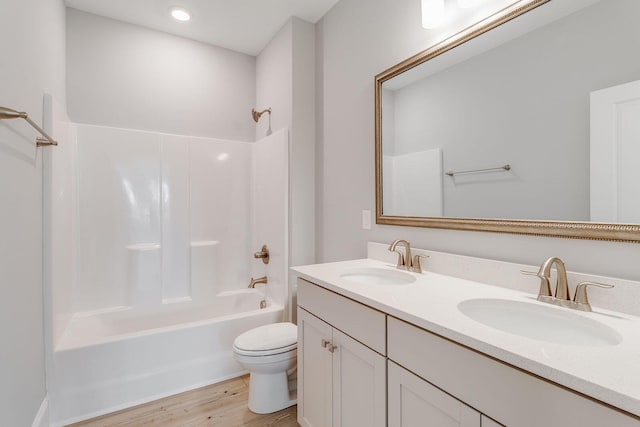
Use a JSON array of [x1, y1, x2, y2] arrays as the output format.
[[254, 245, 270, 264]]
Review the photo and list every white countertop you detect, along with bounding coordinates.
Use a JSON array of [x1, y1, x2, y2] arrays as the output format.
[[291, 258, 640, 417]]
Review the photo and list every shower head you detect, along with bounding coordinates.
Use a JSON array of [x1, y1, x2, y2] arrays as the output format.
[[0, 106, 27, 120], [252, 108, 271, 123]]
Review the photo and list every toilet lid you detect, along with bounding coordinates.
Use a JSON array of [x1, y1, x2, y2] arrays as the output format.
[[234, 322, 297, 353]]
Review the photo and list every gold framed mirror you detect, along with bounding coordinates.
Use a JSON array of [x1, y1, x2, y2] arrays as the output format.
[[375, 0, 640, 242]]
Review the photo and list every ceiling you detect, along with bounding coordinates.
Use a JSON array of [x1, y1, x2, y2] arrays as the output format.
[[64, 0, 340, 56]]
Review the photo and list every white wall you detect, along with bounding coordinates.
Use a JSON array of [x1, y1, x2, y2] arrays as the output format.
[[290, 18, 317, 269], [316, 0, 640, 281], [66, 9, 256, 142], [255, 21, 293, 141], [70, 125, 253, 312], [256, 18, 316, 320], [252, 129, 290, 309], [256, 17, 316, 268], [43, 96, 76, 351], [0, 0, 66, 425]]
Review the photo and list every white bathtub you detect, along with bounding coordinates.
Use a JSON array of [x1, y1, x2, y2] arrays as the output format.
[[49, 290, 284, 426]]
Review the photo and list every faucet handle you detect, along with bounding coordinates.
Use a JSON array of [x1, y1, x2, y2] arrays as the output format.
[[521, 270, 553, 300], [253, 245, 270, 264], [411, 254, 429, 273], [573, 281, 614, 311]]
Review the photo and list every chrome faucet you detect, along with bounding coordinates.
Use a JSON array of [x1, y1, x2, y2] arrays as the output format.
[[542, 256, 570, 301], [521, 256, 567, 303], [388, 239, 412, 270], [522, 257, 613, 312], [248, 276, 267, 288]]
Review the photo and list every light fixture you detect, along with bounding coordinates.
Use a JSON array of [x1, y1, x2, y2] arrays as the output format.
[[170, 7, 191, 22], [422, 0, 445, 29]]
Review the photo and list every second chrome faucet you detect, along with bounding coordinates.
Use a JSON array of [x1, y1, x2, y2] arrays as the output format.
[[388, 239, 428, 273], [521, 256, 613, 312]]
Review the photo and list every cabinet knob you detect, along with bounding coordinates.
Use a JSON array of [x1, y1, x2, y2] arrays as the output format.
[[321, 339, 337, 353]]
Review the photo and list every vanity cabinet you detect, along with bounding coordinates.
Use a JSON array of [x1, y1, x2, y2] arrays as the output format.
[[296, 276, 638, 427], [297, 309, 333, 427], [388, 317, 637, 427], [388, 361, 481, 427], [297, 279, 386, 427]]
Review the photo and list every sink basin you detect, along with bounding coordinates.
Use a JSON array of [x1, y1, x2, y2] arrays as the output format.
[[339, 267, 416, 286], [458, 298, 622, 347]]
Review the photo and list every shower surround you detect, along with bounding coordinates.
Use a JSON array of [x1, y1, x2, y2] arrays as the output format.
[[43, 96, 289, 425]]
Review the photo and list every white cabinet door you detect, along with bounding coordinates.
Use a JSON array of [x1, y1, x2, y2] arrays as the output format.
[[388, 361, 480, 427], [298, 308, 333, 427], [299, 307, 387, 427], [332, 329, 386, 427]]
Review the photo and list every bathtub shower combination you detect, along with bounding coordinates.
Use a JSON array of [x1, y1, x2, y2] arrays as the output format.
[[43, 97, 289, 425]]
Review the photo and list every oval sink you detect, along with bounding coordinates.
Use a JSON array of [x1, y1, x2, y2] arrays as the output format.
[[458, 298, 622, 347], [339, 267, 416, 286]]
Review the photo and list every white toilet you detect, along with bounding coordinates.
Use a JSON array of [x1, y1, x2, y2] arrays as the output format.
[[232, 322, 298, 414]]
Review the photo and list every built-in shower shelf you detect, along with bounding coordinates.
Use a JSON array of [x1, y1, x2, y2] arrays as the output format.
[[190, 240, 220, 247], [126, 243, 161, 251]]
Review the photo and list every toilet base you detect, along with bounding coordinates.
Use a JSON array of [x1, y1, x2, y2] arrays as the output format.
[[247, 370, 297, 414]]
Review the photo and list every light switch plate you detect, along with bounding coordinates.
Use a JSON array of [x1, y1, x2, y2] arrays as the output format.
[[362, 210, 371, 230]]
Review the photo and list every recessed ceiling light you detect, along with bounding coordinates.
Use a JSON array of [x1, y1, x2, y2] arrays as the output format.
[[170, 7, 191, 22]]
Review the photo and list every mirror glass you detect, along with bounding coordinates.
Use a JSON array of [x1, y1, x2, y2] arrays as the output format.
[[376, 0, 640, 240]]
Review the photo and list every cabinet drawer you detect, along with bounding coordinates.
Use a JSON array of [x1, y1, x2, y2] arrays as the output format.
[[297, 278, 386, 355], [388, 317, 638, 427]]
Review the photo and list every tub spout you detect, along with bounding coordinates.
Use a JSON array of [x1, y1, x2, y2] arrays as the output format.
[[249, 276, 267, 288]]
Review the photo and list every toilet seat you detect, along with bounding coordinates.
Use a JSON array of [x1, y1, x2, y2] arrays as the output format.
[[233, 322, 297, 357], [233, 343, 297, 357]]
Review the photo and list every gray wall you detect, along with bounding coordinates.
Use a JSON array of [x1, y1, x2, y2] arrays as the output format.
[[256, 18, 316, 321], [67, 9, 256, 141], [0, 0, 67, 425], [389, 0, 640, 221], [256, 18, 316, 270], [316, 0, 640, 281]]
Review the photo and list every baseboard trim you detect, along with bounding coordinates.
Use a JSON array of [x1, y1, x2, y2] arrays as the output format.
[[32, 396, 49, 427]]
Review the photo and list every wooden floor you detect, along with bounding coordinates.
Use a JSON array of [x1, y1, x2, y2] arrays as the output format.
[[68, 376, 298, 427]]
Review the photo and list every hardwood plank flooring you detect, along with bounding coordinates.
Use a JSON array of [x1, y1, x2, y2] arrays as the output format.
[[68, 376, 298, 427]]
